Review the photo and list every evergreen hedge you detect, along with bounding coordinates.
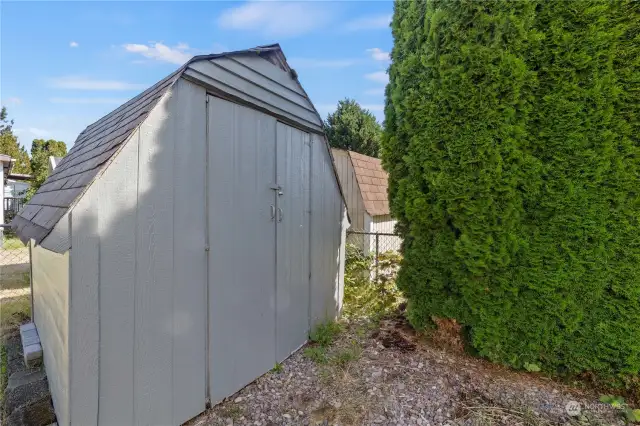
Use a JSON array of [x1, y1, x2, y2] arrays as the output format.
[[383, 0, 640, 378]]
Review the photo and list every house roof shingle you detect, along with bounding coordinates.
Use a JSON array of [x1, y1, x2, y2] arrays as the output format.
[[348, 151, 390, 217]]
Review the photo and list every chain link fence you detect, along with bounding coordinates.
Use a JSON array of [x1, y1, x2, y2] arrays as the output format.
[[346, 230, 402, 283], [0, 225, 31, 334]]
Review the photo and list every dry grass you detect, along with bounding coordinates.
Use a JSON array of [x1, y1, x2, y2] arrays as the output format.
[[0, 294, 31, 335]]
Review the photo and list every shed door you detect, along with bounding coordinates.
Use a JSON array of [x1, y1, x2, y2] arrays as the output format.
[[207, 97, 277, 403], [206, 97, 311, 403], [275, 122, 311, 361]]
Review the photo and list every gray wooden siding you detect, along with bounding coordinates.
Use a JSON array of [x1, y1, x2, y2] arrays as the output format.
[[31, 243, 69, 426], [311, 135, 348, 323], [183, 55, 323, 133], [332, 148, 368, 251], [331, 148, 366, 231], [207, 96, 278, 403], [66, 79, 207, 426], [275, 122, 311, 361]]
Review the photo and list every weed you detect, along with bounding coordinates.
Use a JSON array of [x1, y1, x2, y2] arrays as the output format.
[[331, 342, 362, 368], [271, 363, 283, 373], [304, 346, 328, 364], [218, 404, 243, 420], [309, 321, 342, 347], [600, 395, 640, 422]]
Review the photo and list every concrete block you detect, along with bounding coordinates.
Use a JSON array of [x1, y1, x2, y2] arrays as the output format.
[[19, 322, 42, 367], [19, 323, 36, 333], [23, 343, 43, 367]]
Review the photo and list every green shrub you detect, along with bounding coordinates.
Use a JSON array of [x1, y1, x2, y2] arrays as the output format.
[[342, 244, 403, 320], [383, 0, 640, 379]]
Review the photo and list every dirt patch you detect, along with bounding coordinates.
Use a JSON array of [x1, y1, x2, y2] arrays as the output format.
[[189, 317, 625, 426]]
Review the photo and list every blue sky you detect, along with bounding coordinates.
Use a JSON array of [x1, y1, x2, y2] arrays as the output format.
[[1, 1, 393, 150]]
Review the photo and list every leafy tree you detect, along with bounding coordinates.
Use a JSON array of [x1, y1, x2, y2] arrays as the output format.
[[0, 106, 31, 174], [28, 139, 67, 195], [383, 0, 640, 379], [0, 106, 14, 135], [325, 99, 382, 157]]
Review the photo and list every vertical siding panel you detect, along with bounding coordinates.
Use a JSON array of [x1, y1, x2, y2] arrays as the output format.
[[69, 187, 100, 426], [276, 123, 310, 361], [208, 97, 277, 403], [171, 80, 207, 424], [135, 90, 175, 425], [97, 130, 139, 426], [311, 137, 345, 325], [32, 243, 69, 426]]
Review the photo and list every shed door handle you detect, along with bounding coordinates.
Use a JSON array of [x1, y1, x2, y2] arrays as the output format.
[[270, 205, 276, 221], [277, 207, 283, 223]]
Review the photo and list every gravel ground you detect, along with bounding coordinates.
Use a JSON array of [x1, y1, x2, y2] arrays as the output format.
[[189, 317, 625, 426]]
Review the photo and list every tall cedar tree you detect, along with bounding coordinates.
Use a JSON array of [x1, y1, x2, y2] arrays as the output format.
[[383, 0, 640, 378], [0, 107, 31, 174], [325, 99, 382, 157]]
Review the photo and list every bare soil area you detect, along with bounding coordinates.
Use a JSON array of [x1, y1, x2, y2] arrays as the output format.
[[190, 316, 625, 426]]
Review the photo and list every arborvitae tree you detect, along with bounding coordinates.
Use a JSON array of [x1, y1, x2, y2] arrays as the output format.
[[383, 0, 640, 378]]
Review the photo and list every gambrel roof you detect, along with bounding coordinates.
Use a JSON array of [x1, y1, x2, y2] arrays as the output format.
[[13, 44, 343, 246]]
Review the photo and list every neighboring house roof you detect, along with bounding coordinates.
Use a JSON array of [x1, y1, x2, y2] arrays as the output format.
[[12, 44, 345, 245], [1, 154, 14, 185], [7, 173, 32, 181], [348, 151, 390, 217]]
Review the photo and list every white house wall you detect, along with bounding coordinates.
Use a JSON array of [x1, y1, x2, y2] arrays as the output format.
[[31, 243, 69, 426], [369, 215, 402, 253], [67, 78, 207, 426]]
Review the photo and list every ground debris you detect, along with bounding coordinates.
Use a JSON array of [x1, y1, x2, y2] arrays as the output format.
[[189, 317, 624, 426]]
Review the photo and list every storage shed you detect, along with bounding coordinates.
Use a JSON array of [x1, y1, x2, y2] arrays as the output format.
[[331, 148, 401, 253], [12, 44, 349, 426]]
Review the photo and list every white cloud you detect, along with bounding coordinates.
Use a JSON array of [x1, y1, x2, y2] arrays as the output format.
[[123, 42, 193, 65], [49, 97, 126, 105], [5, 97, 22, 104], [366, 48, 390, 62], [364, 87, 386, 96], [19, 127, 50, 138], [360, 104, 385, 112], [365, 71, 389, 84], [288, 58, 357, 69], [345, 14, 391, 32], [217, 1, 332, 37], [70, 41, 79, 48], [49, 76, 147, 91]]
